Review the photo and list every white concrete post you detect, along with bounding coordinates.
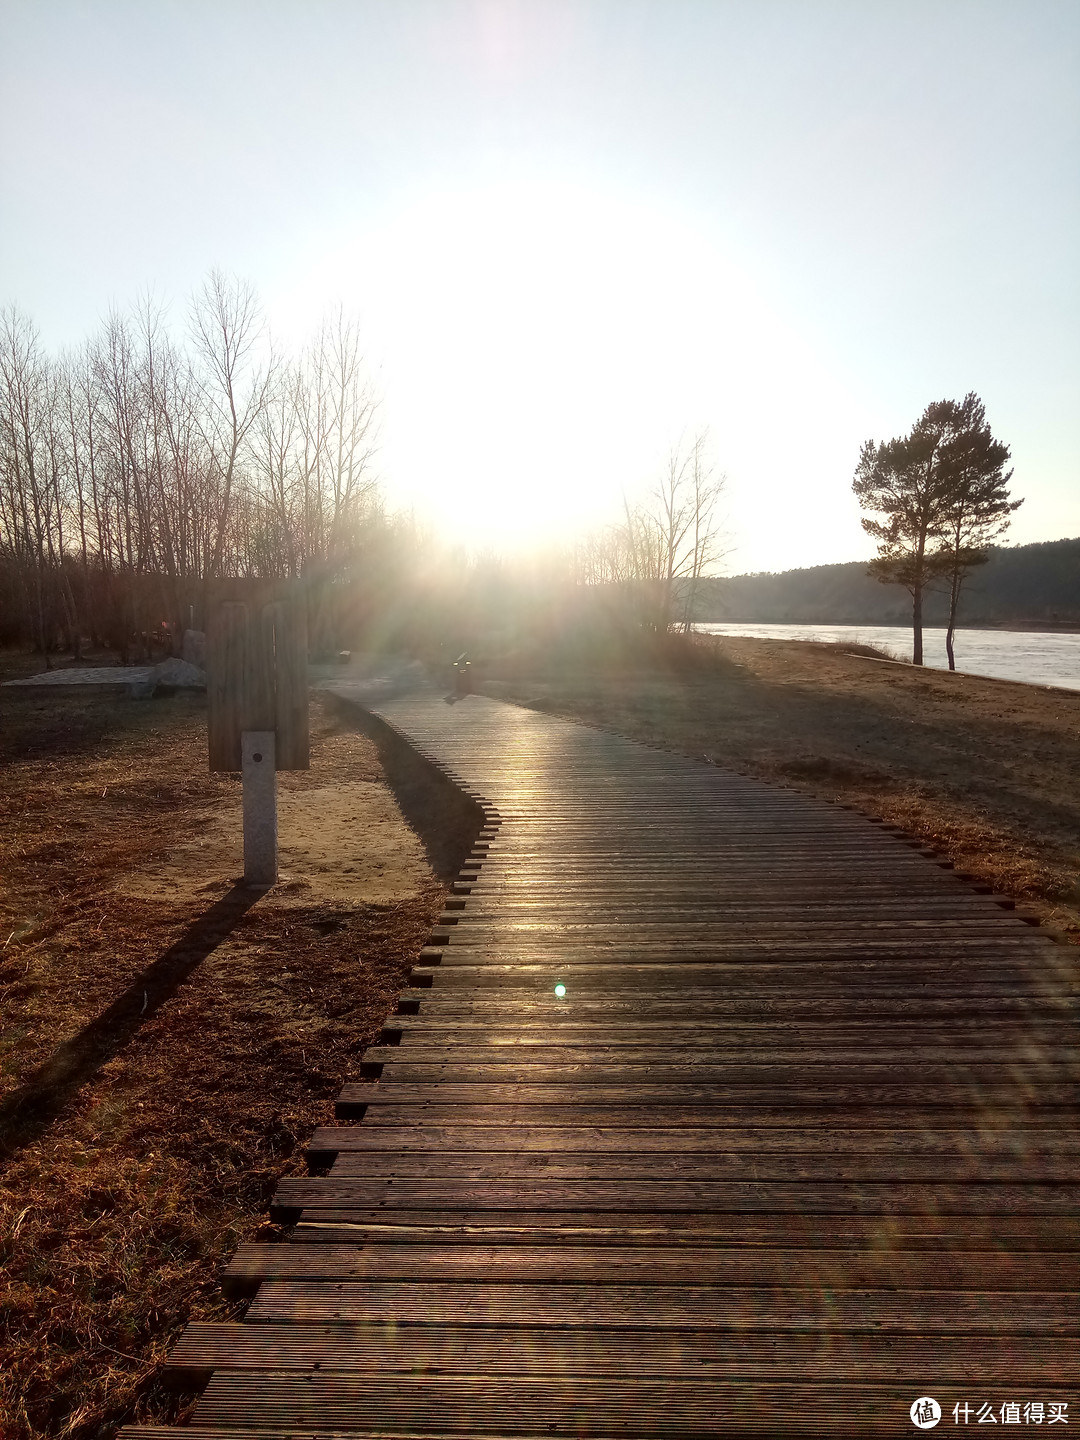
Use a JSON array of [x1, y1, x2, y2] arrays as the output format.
[[242, 730, 277, 886]]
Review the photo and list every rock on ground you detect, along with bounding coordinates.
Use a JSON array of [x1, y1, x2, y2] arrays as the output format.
[[150, 658, 207, 689]]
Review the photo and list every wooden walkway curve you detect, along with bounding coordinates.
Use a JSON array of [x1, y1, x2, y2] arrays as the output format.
[[125, 693, 1079, 1438]]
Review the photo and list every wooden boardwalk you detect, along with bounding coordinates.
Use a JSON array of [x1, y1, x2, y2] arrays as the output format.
[[125, 694, 1079, 1437]]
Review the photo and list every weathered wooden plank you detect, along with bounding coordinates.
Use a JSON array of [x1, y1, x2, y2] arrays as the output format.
[[316, 1152, 1080, 1182], [310, 1124, 1080, 1155], [267, 1176, 1080, 1217], [403, 981, 1078, 1013], [349, 1058, 1080, 1098], [397, 993, 1080, 1020], [193, 1372, 1077, 1435], [409, 965, 1072, 994], [387, 1013, 1078, 1044], [124, 1378, 1080, 1438], [432, 934, 1053, 952], [378, 1046, 1076, 1071], [444, 913, 1035, 932], [285, 1211, 1079, 1250], [166, 1321, 1080, 1382], [338, 1082, 1080, 1117], [206, 601, 248, 771], [337, 1085, 1080, 1115], [243, 1277, 1080, 1333], [224, 1242, 1079, 1289], [444, 917, 1040, 939], [431, 930, 1058, 946], [267, 596, 310, 770]]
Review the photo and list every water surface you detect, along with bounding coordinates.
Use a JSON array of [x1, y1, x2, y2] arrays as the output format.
[[695, 622, 1080, 693]]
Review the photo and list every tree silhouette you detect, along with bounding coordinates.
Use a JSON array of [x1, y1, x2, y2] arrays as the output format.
[[853, 395, 1019, 667], [852, 408, 954, 665]]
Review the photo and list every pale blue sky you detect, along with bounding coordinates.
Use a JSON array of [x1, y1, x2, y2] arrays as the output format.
[[1, 0, 1077, 570]]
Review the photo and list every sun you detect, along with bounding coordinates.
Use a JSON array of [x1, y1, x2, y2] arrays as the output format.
[[360, 172, 761, 550], [267, 164, 871, 564]]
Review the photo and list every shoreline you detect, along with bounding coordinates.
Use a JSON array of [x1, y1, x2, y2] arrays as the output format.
[[696, 619, 1080, 635], [693, 622, 1080, 692]]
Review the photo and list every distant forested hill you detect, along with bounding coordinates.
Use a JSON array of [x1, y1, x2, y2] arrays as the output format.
[[694, 537, 1080, 627]]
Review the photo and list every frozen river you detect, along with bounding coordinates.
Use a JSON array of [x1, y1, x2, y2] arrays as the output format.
[[695, 622, 1080, 693]]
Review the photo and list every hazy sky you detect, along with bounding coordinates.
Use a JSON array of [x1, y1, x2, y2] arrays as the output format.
[[2, 0, 1077, 572]]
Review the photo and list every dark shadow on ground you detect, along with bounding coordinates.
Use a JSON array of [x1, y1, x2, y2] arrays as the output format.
[[0, 688, 206, 765], [0, 883, 262, 1162], [325, 691, 484, 880]]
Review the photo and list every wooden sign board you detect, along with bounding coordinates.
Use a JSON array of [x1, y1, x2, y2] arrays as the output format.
[[207, 598, 309, 772]]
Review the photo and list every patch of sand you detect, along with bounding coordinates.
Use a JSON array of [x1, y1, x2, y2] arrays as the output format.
[[118, 780, 431, 907]]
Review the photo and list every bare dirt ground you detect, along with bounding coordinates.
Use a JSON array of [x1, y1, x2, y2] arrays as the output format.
[[483, 634, 1080, 944], [0, 658, 476, 1439]]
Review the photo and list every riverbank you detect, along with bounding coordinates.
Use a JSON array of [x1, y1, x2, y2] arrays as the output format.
[[694, 622, 1080, 690], [696, 618, 1080, 632], [481, 633, 1080, 945]]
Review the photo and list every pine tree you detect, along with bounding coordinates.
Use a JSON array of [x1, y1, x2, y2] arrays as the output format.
[[852, 404, 956, 665], [852, 395, 1019, 667]]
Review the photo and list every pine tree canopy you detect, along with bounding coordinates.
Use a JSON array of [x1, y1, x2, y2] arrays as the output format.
[[851, 392, 1021, 665]]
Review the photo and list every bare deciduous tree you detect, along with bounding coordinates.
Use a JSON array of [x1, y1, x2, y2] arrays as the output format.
[[0, 275, 384, 658], [0, 307, 55, 656], [190, 270, 271, 579], [582, 431, 728, 634]]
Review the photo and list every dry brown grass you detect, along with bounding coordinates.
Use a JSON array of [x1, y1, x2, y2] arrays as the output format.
[[0, 669, 468, 1439]]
